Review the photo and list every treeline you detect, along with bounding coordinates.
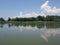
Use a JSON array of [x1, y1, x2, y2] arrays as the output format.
[[8, 16, 45, 21], [0, 15, 60, 22]]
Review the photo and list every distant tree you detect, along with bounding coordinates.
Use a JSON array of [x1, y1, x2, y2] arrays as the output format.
[[46, 16, 54, 21], [0, 17, 5, 21], [37, 16, 44, 21], [46, 15, 60, 21], [9, 15, 60, 22], [8, 18, 11, 21]]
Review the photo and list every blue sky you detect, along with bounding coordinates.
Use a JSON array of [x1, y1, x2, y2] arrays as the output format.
[[0, 0, 60, 19]]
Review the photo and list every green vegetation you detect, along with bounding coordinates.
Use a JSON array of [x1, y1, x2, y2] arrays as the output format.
[[0, 15, 60, 22], [0, 15, 60, 29], [0, 17, 5, 21], [7, 15, 60, 22]]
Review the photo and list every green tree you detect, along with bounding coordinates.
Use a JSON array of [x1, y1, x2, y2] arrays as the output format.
[[0, 18, 5, 21], [8, 18, 11, 21], [37, 16, 44, 21]]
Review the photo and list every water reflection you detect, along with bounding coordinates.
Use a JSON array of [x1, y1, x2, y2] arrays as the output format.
[[0, 22, 60, 43], [46, 22, 60, 28], [0, 22, 60, 28], [7, 22, 60, 42], [7, 22, 44, 28], [8, 22, 60, 28], [40, 26, 60, 42], [0, 24, 4, 28]]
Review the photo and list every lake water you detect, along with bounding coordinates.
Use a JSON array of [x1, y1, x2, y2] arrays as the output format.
[[0, 22, 60, 45]]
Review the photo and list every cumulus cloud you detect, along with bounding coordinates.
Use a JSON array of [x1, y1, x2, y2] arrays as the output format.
[[13, 1, 60, 18], [18, 12, 39, 18], [40, 1, 60, 16]]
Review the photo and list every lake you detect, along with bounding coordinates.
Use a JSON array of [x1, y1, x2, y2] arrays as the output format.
[[0, 22, 60, 45]]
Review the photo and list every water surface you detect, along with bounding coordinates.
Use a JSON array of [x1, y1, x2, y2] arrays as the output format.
[[0, 22, 60, 45]]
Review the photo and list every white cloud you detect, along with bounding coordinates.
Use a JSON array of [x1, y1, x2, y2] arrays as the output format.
[[40, 1, 60, 16], [18, 12, 39, 18], [12, 1, 60, 18]]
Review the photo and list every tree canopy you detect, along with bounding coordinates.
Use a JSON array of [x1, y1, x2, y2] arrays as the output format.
[[0, 15, 60, 22]]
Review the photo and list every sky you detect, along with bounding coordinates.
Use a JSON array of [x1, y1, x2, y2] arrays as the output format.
[[0, 0, 60, 19]]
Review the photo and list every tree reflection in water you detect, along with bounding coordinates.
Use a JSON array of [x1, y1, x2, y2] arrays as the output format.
[[0, 22, 60, 42]]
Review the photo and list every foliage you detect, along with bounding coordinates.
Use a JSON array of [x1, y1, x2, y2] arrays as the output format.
[[0, 17, 5, 21], [0, 15, 60, 22]]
